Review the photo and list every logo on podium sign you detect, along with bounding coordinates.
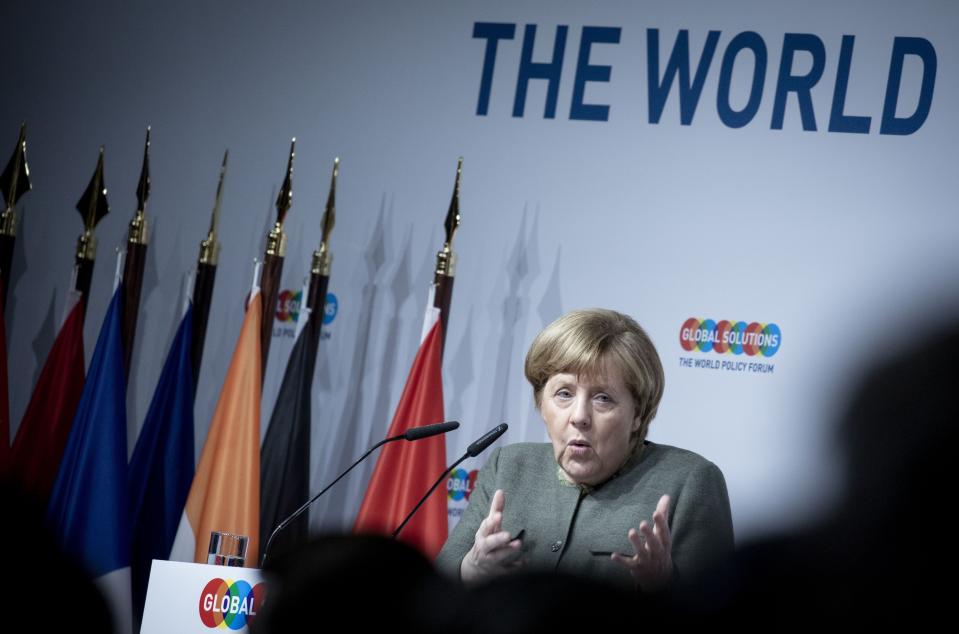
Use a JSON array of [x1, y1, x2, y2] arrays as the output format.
[[141, 561, 267, 634], [198, 578, 267, 630]]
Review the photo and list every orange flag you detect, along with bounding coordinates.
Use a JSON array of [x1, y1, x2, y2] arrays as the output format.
[[170, 292, 262, 564], [354, 318, 447, 557]]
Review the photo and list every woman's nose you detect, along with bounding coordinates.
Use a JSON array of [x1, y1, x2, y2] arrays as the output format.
[[570, 395, 591, 428]]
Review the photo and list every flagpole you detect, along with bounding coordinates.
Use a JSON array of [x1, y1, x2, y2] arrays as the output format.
[[431, 157, 462, 356], [259, 138, 294, 381], [191, 150, 228, 393], [0, 123, 32, 313], [121, 127, 151, 381], [353, 158, 458, 553], [74, 147, 110, 319], [306, 157, 338, 347], [9, 141, 92, 506], [258, 157, 338, 559]]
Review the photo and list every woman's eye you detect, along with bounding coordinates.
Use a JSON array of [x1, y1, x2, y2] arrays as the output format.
[[556, 389, 572, 398], [594, 393, 612, 404]]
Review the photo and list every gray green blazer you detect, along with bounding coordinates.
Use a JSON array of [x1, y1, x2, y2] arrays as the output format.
[[435, 441, 734, 587]]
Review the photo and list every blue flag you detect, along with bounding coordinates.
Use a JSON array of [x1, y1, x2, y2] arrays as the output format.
[[47, 285, 129, 577], [129, 303, 194, 621]]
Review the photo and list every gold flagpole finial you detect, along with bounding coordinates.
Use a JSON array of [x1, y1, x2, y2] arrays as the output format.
[[75, 146, 110, 261], [1, 122, 32, 237], [312, 157, 339, 276], [267, 138, 295, 257], [435, 157, 462, 278], [128, 126, 151, 245], [199, 150, 228, 265]]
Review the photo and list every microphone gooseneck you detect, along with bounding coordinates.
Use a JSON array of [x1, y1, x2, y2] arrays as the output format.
[[392, 423, 508, 539], [261, 420, 460, 566]]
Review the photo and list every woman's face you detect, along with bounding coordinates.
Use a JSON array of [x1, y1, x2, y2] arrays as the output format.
[[540, 358, 641, 486]]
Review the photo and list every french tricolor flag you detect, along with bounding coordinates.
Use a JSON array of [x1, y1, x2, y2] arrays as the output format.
[[46, 284, 132, 633]]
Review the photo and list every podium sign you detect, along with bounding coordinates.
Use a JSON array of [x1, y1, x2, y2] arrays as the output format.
[[142, 560, 267, 633]]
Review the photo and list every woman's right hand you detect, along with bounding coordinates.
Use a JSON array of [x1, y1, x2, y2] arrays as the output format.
[[461, 489, 523, 583]]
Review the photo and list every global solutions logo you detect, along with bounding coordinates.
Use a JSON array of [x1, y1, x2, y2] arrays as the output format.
[[678, 318, 780, 374], [447, 468, 478, 502], [198, 578, 266, 630], [273, 291, 338, 340], [447, 468, 478, 521], [275, 289, 303, 324]]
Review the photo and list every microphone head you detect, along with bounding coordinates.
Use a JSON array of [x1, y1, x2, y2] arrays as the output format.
[[466, 423, 508, 457], [404, 421, 460, 441]]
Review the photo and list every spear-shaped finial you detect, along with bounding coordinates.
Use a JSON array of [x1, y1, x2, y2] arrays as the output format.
[[320, 157, 338, 247], [1, 122, 32, 236], [136, 127, 151, 212], [267, 138, 295, 257], [200, 150, 229, 265], [312, 157, 339, 276], [75, 147, 110, 260], [275, 138, 295, 223], [435, 157, 462, 278], [129, 127, 151, 245]]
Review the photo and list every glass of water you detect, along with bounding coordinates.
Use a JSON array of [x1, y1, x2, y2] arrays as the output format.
[[207, 531, 249, 567]]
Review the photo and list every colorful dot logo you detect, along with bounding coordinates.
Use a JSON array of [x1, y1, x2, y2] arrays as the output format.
[[275, 289, 302, 323], [198, 578, 266, 630], [447, 468, 478, 502], [323, 292, 338, 325], [679, 318, 781, 357]]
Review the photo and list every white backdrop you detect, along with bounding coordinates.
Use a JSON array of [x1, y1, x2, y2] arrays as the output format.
[[4, 0, 958, 542]]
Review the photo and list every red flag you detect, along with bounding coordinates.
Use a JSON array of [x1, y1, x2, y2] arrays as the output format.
[[11, 298, 85, 501], [354, 319, 448, 557]]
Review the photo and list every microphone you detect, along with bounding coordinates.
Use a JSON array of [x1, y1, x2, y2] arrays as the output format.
[[466, 423, 508, 457], [392, 423, 508, 539], [405, 420, 459, 441], [261, 420, 460, 566]]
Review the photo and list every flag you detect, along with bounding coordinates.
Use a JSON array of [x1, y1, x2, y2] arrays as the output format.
[[46, 285, 130, 632], [128, 303, 194, 622], [260, 311, 315, 560], [354, 317, 448, 558], [11, 295, 85, 502], [170, 292, 262, 564]]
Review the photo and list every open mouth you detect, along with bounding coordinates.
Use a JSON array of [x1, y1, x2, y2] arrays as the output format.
[[567, 439, 591, 454]]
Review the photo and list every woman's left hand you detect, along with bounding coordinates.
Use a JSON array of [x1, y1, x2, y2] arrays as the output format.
[[611, 494, 673, 592]]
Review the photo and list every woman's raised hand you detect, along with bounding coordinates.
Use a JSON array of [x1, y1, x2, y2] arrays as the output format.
[[611, 494, 674, 591], [460, 489, 523, 582]]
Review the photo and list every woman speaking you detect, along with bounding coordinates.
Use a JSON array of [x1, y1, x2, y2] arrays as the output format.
[[436, 309, 734, 590]]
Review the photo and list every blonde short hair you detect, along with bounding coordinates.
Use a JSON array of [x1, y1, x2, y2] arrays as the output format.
[[524, 309, 665, 443]]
